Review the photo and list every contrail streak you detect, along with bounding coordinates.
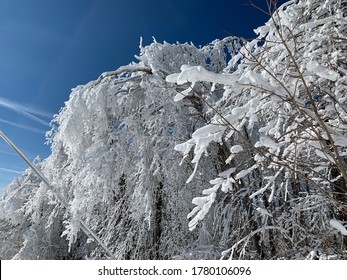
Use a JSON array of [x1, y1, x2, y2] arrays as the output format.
[[0, 118, 46, 134], [0, 167, 23, 174], [0, 97, 51, 126]]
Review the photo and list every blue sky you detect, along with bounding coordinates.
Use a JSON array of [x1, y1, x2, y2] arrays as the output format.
[[0, 0, 287, 193]]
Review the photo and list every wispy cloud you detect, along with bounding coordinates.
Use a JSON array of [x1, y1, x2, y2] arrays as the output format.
[[0, 150, 18, 157], [0, 97, 51, 127], [0, 167, 23, 175], [0, 118, 46, 134]]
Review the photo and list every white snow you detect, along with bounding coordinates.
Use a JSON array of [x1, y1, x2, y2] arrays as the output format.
[[256, 207, 273, 217], [230, 145, 243, 153], [168, 64, 239, 86], [333, 135, 347, 147], [2, 0, 347, 260], [218, 167, 236, 178], [235, 164, 258, 180], [188, 192, 216, 231], [255, 135, 279, 150], [315, 149, 335, 163], [330, 219, 347, 236], [254, 25, 270, 37], [306, 61, 339, 81], [166, 65, 238, 101], [166, 65, 239, 101]]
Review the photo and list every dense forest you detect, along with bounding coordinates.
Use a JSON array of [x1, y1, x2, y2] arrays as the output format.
[[1, 0, 347, 260]]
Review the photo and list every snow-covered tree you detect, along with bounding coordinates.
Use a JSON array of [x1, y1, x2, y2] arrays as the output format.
[[167, 0, 347, 259], [1, 0, 347, 260], [0, 37, 241, 259]]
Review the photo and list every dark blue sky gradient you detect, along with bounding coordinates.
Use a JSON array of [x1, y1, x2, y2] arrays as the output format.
[[0, 0, 288, 192]]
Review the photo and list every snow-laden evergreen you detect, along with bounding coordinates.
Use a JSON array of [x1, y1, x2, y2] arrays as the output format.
[[1, 0, 347, 259]]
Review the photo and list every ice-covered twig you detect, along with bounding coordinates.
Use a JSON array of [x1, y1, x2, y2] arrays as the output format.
[[84, 65, 152, 90], [221, 226, 284, 259]]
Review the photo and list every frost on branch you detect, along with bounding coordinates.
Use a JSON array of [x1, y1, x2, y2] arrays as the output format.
[[1, 0, 347, 260], [0, 37, 240, 259], [166, 65, 238, 101], [169, 0, 347, 259], [330, 219, 347, 236], [306, 61, 340, 81]]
